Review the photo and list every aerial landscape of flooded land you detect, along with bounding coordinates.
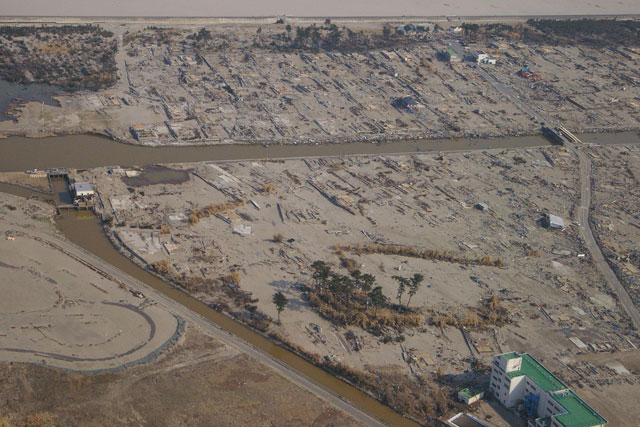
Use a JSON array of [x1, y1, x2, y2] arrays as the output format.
[[1, 18, 640, 146], [1, 8, 640, 427]]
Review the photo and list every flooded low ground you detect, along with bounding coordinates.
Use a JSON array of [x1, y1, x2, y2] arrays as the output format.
[[121, 165, 192, 187], [0, 80, 61, 121]]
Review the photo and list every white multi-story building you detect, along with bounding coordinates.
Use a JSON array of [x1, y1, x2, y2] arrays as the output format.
[[490, 352, 606, 427], [472, 50, 489, 63]]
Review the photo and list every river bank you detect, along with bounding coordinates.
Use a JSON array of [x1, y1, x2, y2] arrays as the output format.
[[2, 129, 640, 173], [0, 132, 559, 172]]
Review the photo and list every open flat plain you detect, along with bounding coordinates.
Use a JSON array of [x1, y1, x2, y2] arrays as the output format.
[[0, 192, 360, 426], [1, 13, 640, 426], [75, 142, 640, 424]]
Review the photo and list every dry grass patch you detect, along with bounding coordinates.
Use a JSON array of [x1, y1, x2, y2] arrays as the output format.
[[149, 260, 170, 275], [337, 243, 505, 267], [262, 183, 276, 194], [429, 295, 511, 330], [188, 200, 245, 224]]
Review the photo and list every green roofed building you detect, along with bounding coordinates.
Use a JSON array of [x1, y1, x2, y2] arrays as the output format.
[[490, 352, 606, 427], [444, 48, 461, 63]]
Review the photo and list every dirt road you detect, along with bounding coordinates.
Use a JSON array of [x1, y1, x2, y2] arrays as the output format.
[[571, 145, 640, 330]]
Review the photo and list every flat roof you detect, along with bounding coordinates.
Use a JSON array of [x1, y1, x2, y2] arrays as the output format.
[[458, 387, 483, 399], [552, 390, 607, 427], [73, 182, 94, 193], [548, 214, 565, 226], [448, 413, 487, 427], [505, 353, 565, 392], [501, 351, 519, 360], [499, 353, 606, 426]]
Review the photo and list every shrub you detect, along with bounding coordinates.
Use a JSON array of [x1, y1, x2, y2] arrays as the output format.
[[187, 200, 245, 224], [273, 233, 284, 243], [340, 257, 358, 272], [222, 270, 241, 286], [262, 183, 276, 194], [149, 260, 170, 274], [25, 413, 55, 427]]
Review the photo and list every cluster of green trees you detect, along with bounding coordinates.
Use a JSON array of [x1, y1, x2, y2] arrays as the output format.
[[0, 24, 113, 39], [310, 260, 425, 310], [527, 19, 640, 46], [0, 25, 117, 90], [288, 23, 352, 50], [459, 19, 640, 47], [298, 260, 425, 334], [265, 22, 406, 52]]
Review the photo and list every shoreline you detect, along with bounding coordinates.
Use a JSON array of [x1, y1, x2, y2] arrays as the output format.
[[2, 14, 640, 24]]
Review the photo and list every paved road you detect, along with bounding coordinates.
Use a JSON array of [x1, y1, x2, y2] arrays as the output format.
[[13, 226, 389, 427], [570, 146, 640, 330]]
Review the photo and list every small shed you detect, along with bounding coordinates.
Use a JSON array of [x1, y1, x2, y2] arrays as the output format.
[[474, 202, 489, 212], [232, 224, 252, 235], [457, 387, 485, 405], [447, 412, 488, 427], [546, 214, 565, 229], [73, 182, 94, 199], [400, 96, 417, 108], [445, 48, 461, 63]]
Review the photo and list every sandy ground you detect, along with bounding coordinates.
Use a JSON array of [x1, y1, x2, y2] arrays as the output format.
[[0, 325, 358, 427], [0, 193, 180, 372], [2, 1, 639, 17], [587, 144, 640, 309], [81, 144, 640, 424], [0, 191, 362, 425]]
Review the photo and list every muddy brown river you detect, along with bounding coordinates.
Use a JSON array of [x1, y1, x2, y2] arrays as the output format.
[[0, 133, 558, 172], [1, 130, 638, 425]]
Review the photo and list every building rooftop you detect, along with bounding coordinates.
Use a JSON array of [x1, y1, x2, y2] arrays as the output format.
[[458, 387, 483, 400], [504, 353, 565, 392], [537, 417, 552, 427], [552, 390, 607, 427], [447, 413, 487, 427], [73, 182, 94, 194], [499, 353, 606, 426], [548, 214, 565, 228]]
